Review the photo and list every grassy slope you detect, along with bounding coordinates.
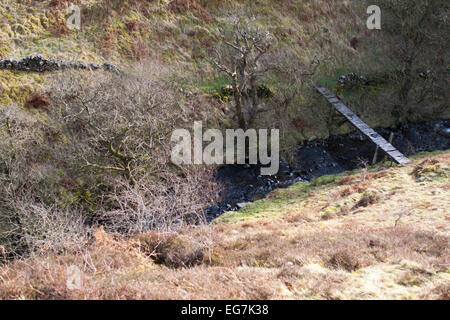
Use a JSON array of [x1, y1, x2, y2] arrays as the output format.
[[2, 0, 448, 142], [1, 151, 448, 299], [3, 0, 416, 138]]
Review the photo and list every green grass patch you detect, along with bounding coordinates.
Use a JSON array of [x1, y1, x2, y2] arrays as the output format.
[[215, 172, 346, 224], [410, 150, 449, 160], [186, 75, 231, 93]]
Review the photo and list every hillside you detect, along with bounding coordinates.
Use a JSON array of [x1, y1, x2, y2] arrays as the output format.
[[2, 1, 447, 142], [0, 151, 448, 299], [0, 0, 448, 301]]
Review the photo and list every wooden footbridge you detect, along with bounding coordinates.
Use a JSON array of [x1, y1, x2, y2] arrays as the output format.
[[315, 85, 411, 165]]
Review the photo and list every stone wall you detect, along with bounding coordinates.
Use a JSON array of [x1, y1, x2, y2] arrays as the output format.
[[0, 54, 121, 75]]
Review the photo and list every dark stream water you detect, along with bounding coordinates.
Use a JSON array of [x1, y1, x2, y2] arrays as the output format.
[[206, 120, 450, 221]]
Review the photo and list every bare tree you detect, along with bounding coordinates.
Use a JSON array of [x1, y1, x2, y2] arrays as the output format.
[[211, 17, 274, 130]]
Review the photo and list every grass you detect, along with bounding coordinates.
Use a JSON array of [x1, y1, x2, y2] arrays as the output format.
[[216, 168, 370, 224], [186, 75, 231, 92], [0, 0, 448, 301], [216, 180, 326, 224], [2, 0, 447, 150], [1, 0, 449, 299], [1, 150, 448, 299]]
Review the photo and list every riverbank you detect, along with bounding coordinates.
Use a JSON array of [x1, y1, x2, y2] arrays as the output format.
[[207, 120, 450, 220]]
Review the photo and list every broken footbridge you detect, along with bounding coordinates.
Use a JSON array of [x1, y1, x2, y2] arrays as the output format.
[[314, 84, 411, 165]]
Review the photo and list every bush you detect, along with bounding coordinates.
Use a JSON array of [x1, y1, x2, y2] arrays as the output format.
[[327, 250, 360, 272], [136, 230, 210, 268], [0, 62, 218, 257], [0, 202, 88, 258]]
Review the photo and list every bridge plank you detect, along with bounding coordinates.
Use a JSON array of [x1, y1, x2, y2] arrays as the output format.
[[315, 85, 411, 165]]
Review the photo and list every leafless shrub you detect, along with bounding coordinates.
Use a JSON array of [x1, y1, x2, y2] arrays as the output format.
[[0, 105, 84, 257], [351, 192, 379, 210], [136, 230, 210, 268], [48, 64, 218, 229], [326, 250, 361, 272], [0, 62, 218, 257], [100, 167, 217, 233], [0, 200, 89, 258]]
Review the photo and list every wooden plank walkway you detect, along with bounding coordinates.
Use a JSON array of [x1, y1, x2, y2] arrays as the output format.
[[315, 85, 411, 165]]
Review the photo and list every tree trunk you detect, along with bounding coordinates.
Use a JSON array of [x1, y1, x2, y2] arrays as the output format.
[[247, 76, 258, 128], [232, 76, 248, 130]]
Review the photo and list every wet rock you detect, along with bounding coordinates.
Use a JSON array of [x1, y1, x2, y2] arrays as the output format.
[[78, 62, 88, 69], [90, 62, 100, 70], [435, 121, 450, 138], [237, 202, 249, 209], [439, 128, 450, 138], [0, 59, 12, 69], [102, 62, 121, 75], [338, 73, 368, 90], [295, 146, 344, 179], [205, 162, 304, 220]]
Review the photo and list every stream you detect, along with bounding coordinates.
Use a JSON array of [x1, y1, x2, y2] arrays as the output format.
[[206, 120, 450, 221]]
